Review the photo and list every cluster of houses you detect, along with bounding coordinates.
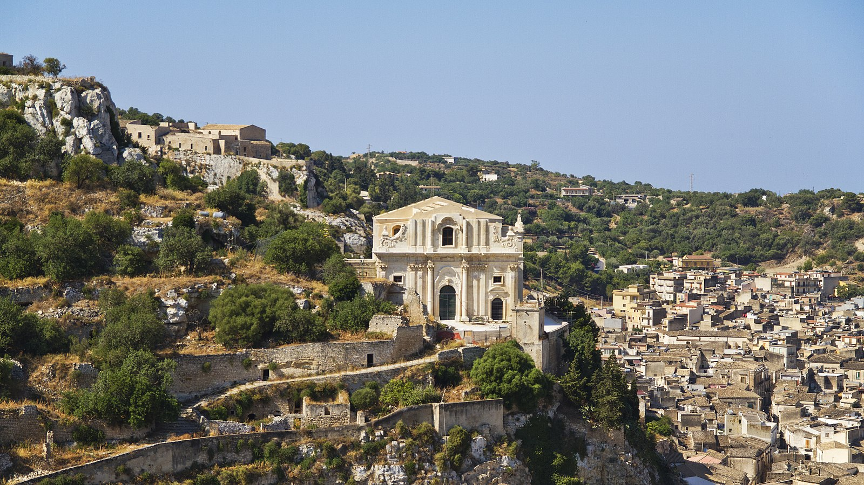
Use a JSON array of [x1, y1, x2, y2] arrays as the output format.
[[121, 120, 272, 160], [597, 267, 864, 484], [559, 184, 650, 208]]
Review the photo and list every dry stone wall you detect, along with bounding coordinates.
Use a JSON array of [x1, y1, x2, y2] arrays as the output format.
[[0, 407, 149, 447], [170, 352, 258, 402]]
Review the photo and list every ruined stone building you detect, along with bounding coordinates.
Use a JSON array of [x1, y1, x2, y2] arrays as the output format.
[[122, 121, 271, 159]]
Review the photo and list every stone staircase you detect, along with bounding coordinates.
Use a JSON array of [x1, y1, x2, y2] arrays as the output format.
[[147, 410, 202, 442]]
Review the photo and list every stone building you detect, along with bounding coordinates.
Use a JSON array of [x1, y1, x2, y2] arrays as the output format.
[[349, 196, 567, 372], [367, 196, 526, 324], [122, 121, 271, 159], [0, 53, 13, 68]]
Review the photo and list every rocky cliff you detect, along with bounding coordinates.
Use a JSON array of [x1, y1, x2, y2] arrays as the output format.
[[0, 75, 121, 165]]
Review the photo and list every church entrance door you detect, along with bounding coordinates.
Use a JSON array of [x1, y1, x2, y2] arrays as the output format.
[[439, 285, 456, 321]]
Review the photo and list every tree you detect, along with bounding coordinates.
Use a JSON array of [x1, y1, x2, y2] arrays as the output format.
[[158, 160, 205, 192], [263, 223, 339, 276], [155, 227, 211, 274], [171, 208, 196, 231], [0, 220, 40, 280], [329, 295, 396, 332], [0, 110, 38, 180], [34, 212, 98, 281], [109, 161, 156, 194], [83, 211, 132, 255], [92, 290, 164, 367], [469, 340, 550, 411], [0, 296, 66, 356], [560, 305, 602, 416], [113, 245, 148, 276], [62, 350, 179, 428], [63, 154, 105, 189], [350, 386, 379, 411], [42, 57, 66, 77], [17, 54, 42, 75], [646, 415, 673, 436], [323, 254, 361, 301], [592, 358, 628, 427], [211, 283, 297, 348], [203, 181, 257, 225]]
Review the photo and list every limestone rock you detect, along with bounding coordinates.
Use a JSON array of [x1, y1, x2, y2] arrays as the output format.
[[122, 148, 146, 163]]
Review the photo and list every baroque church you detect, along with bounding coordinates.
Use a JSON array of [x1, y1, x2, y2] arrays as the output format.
[[369, 196, 525, 323], [350, 196, 569, 372]]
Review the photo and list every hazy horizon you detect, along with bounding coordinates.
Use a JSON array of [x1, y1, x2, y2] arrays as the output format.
[[5, 1, 863, 194]]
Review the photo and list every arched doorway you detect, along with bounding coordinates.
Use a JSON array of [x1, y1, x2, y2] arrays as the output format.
[[491, 298, 504, 321], [439, 285, 456, 320]]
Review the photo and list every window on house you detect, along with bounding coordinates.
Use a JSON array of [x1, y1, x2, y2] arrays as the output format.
[[493, 275, 503, 284], [441, 227, 454, 246], [147, 134, 150, 140], [393, 275, 403, 284], [491, 298, 504, 320], [137, 132, 142, 138], [391, 225, 402, 237]]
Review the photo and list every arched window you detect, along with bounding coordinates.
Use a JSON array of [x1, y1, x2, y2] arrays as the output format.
[[439, 285, 456, 320], [391, 225, 402, 237], [441, 226, 454, 246], [491, 298, 504, 321]]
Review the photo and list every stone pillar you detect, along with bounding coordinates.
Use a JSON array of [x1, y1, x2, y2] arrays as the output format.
[[426, 260, 435, 318], [43, 431, 53, 465], [509, 263, 520, 305], [462, 222, 469, 247], [460, 259, 469, 322], [480, 220, 487, 250], [479, 266, 487, 318], [428, 219, 435, 251]]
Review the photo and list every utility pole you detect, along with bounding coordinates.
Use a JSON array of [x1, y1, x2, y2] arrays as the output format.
[[690, 173, 694, 193], [367, 144, 371, 163]]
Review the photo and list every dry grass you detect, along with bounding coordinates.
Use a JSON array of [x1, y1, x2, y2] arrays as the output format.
[[139, 188, 205, 215], [230, 258, 327, 293], [4, 440, 146, 475]]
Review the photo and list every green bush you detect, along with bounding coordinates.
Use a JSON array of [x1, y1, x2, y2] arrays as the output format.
[[323, 254, 361, 302], [329, 295, 396, 332], [155, 226, 211, 275], [646, 415, 673, 436], [350, 387, 379, 411], [172, 208, 196, 230], [71, 424, 105, 445], [109, 161, 156, 194], [0, 296, 67, 356], [432, 361, 463, 389], [62, 350, 179, 428], [34, 212, 99, 281], [442, 425, 471, 470], [158, 160, 206, 192], [82, 211, 132, 255], [0, 219, 40, 279], [0, 110, 38, 180], [92, 290, 163, 366], [62, 154, 105, 189], [212, 283, 325, 348], [263, 223, 339, 276], [379, 379, 440, 408], [469, 340, 550, 411], [113, 245, 147, 276], [117, 188, 140, 210], [204, 180, 257, 226]]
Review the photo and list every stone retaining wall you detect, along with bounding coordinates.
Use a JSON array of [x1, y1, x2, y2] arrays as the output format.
[[26, 400, 504, 484]]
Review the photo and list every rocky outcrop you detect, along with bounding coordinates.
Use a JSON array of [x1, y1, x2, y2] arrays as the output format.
[[0, 75, 121, 165]]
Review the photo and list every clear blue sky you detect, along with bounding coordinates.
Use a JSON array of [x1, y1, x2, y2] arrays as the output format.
[[5, 1, 863, 193]]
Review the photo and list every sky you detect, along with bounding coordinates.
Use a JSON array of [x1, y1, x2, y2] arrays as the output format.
[[4, 1, 863, 194]]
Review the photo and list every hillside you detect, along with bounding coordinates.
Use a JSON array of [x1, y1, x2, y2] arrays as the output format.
[[1, 73, 863, 484]]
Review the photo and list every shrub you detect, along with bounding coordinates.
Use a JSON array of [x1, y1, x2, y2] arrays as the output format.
[[34, 212, 99, 281], [432, 361, 463, 389], [202, 361, 212, 373], [72, 424, 105, 445], [646, 415, 673, 436], [158, 160, 205, 192], [113, 245, 147, 276], [211, 283, 325, 348], [82, 211, 132, 255], [0, 296, 68, 356], [380, 379, 441, 408], [0, 110, 38, 180], [62, 350, 179, 428], [469, 340, 550, 411], [109, 160, 156, 194], [350, 387, 379, 411], [442, 425, 471, 470], [329, 295, 396, 332], [263, 223, 339, 276], [323, 254, 361, 302], [155, 226, 211, 274], [0, 219, 40, 279], [92, 290, 164, 366], [204, 181, 256, 226], [172, 208, 196, 230], [117, 188, 140, 210], [63, 154, 105, 189]]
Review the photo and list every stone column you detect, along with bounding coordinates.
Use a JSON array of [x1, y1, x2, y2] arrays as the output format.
[[426, 260, 435, 318], [479, 266, 487, 318], [460, 259, 470, 322], [509, 263, 520, 306]]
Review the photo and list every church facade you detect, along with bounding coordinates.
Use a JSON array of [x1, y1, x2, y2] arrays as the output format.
[[368, 196, 525, 324]]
